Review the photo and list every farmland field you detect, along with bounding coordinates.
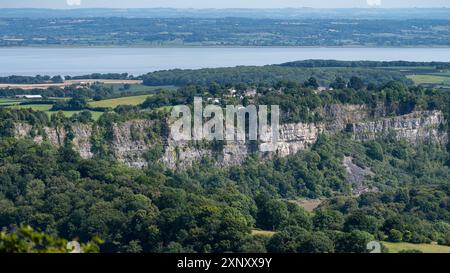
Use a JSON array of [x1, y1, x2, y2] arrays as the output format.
[[9, 104, 53, 111], [406, 74, 450, 85], [382, 242, 450, 253], [0, 98, 22, 106], [89, 94, 152, 108]]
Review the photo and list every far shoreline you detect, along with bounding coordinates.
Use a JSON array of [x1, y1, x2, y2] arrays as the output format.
[[2, 45, 450, 49]]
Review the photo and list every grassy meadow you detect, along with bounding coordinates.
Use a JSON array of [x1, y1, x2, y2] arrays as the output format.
[[406, 74, 450, 85], [382, 242, 450, 253], [89, 94, 151, 108]]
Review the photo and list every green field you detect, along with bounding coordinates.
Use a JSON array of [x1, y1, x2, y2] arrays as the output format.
[[0, 98, 68, 106], [251, 230, 276, 236], [10, 104, 53, 111], [407, 74, 450, 85], [383, 242, 450, 253], [89, 94, 152, 108], [6, 104, 103, 120], [0, 98, 24, 106]]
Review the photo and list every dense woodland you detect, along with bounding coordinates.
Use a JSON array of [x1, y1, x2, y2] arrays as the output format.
[[0, 75, 63, 84], [0, 122, 449, 252], [141, 65, 411, 87], [0, 62, 449, 253], [0, 125, 449, 253]]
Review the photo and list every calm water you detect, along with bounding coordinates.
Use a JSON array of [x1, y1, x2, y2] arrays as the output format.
[[1, 47, 450, 76]]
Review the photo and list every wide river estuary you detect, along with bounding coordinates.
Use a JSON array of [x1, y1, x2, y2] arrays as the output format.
[[1, 47, 450, 76]]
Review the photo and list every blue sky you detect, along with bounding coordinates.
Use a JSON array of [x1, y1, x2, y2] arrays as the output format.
[[1, 0, 450, 9]]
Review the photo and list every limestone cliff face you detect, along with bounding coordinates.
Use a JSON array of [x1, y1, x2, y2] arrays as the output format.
[[275, 122, 324, 157], [161, 140, 214, 169], [14, 120, 155, 166], [347, 111, 447, 145], [44, 126, 66, 147], [14, 123, 32, 139], [321, 104, 370, 133], [110, 120, 155, 168], [320, 103, 392, 133], [161, 121, 324, 169], [13, 105, 448, 169], [14, 123, 66, 147], [72, 124, 93, 159]]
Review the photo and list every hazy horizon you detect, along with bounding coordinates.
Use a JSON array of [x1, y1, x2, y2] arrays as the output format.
[[2, 7, 450, 10], [1, 0, 450, 9]]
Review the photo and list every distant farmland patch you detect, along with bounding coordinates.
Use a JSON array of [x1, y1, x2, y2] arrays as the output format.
[[89, 94, 152, 108], [0, 98, 22, 106], [9, 104, 53, 111], [407, 74, 450, 85]]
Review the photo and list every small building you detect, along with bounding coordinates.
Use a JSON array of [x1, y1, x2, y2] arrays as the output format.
[[206, 98, 221, 104], [316, 86, 334, 93], [15, 95, 43, 99], [225, 88, 238, 98], [245, 88, 257, 97]]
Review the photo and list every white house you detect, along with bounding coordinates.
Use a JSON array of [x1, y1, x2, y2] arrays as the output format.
[[245, 88, 257, 97], [206, 98, 221, 104], [15, 95, 43, 99]]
